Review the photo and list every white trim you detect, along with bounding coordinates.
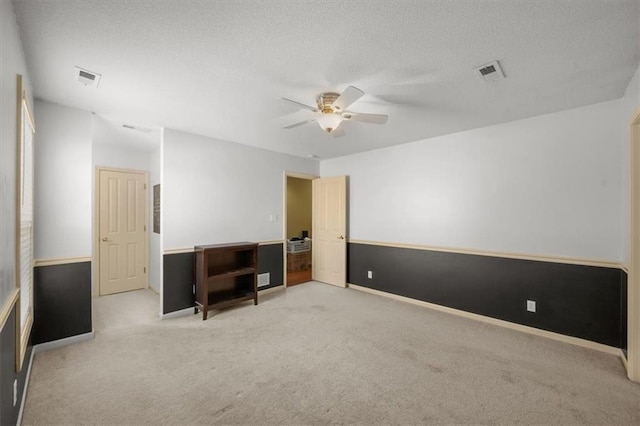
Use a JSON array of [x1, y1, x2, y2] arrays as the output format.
[[0, 288, 19, 330], [628, 107, 640, 382], [621, 350, 629, 370], [284, 171, 317, 288], [158, 128, 165, 320], [160, 307, 193, 319], [349, 239, 623, 270], [257, 240, 285, 246], [17, 348, 34, 426], [164, 247, 193, 255], [286, 171, 319, 180], [349, 284, 620, 356], [258, 284, 285, 295], [33, 331, 95, 354], [34, 256, 91, 267], [164, 240, 285, 255]]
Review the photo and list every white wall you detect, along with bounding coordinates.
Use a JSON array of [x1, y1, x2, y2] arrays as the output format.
[[0, 0, 32, 309], [34, 100, 93, 260], [92, 143, 151, 172], [91, 115, 155, 172], [322, 98, 628, 262], [149, 143, 162, 292], [163, 129, 319, 249]]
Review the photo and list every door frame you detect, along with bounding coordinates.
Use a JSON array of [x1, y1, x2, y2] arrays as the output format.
[[93, 166, 150, 297], [282, 171, 318, 288], [628, 106, 640, 382]]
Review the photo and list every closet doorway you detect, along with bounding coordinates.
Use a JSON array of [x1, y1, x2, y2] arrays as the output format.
[[284, 173, 314, 286]]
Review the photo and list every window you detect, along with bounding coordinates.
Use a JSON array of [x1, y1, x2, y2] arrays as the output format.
[[16, 74, 35, 372]]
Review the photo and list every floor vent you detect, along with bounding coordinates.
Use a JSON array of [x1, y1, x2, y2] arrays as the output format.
[[258, 273, 270, 287]]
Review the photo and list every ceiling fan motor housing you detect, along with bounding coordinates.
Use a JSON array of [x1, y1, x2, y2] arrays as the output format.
[[281, 85, 386, 136], [317, 93, 340, 113]]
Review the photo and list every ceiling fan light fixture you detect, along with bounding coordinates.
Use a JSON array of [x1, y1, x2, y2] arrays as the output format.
[[316, 113, 343, 133]]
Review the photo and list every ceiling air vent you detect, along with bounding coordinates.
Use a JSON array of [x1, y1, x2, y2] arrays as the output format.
[[473, 60, 505, 83], [75, 66, 101, 87], [122, 124, 152, 133]]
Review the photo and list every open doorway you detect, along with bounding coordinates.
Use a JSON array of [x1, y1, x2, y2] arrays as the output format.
[[285, 174, 313, 286], [91, 115, 162, 326]]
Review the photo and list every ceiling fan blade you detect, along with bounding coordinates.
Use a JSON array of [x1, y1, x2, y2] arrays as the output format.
[[281, 97, 318, 112], [331, 86, 364, 112], [342, 112, 388, 124], [329, 126, 346, 138], [283, 119, 314, 129]]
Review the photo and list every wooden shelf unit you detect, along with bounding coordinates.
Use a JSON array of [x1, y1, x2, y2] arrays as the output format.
[[194, 242, 258, 320]]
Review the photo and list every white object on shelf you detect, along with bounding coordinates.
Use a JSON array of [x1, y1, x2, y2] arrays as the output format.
[[287, 239, 311, 253]]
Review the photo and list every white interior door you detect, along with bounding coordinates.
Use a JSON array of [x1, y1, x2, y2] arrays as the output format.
[[312, 176, 347, 287], [99, 169, 148, 295]]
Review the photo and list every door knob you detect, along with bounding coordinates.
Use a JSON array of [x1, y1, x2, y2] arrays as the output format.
[[101, 237, 110, 242], [338, 235, 345, 240]]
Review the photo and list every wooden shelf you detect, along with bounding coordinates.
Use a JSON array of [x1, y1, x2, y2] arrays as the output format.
[[207, 267, 255, 282], [194, 242, 258, 320]]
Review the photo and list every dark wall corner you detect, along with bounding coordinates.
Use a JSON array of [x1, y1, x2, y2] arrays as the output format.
[[33, 261, 92, 345]]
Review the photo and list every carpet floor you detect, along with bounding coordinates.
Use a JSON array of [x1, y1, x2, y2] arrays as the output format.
[[22, 282, 640, 425]]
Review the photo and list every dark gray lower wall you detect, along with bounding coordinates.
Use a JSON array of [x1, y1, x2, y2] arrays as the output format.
[[1, 306, 33, 426], [163, 243, 284, 315], [257, 243, 284, 290], [348, 243, 625, 348], [33, 261, 92, 345], [163, 252, 194, 314]]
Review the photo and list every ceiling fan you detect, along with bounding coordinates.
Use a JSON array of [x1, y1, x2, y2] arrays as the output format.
[[281, 86, 388, 138]]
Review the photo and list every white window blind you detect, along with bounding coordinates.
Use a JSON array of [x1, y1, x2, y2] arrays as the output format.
[[20, 223, 32, 328], [20, 101, 34, 329]]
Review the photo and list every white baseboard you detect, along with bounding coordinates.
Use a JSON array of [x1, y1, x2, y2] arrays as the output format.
[[621, 350, 629, 371], [33, 331, 95, 354], [349, 284, 620, 356], [160, 307, 193, 319], [17, 348, 35, 426], [259, 284, 285, 294]]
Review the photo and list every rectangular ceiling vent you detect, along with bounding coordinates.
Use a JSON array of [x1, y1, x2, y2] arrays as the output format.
[[75, 66, 101, 87], [122, 124, 152, 133], [473, 60, 505, 83]]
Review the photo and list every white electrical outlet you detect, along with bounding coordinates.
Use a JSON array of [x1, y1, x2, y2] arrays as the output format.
[[367, 270, 373, 279], [527, 300, 536, 313], [13, 379, 17, 406]]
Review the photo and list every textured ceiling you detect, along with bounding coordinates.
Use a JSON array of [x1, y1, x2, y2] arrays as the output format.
[[12, 0, 640, 158]]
